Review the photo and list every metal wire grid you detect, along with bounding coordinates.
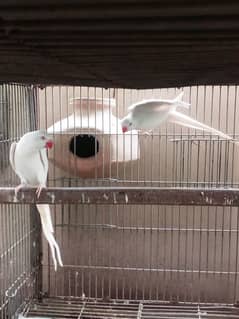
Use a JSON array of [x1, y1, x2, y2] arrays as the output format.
[[41, 204, 239, 304], [38, 85, 239, 188], [1, 84, 239, 318], [0, 84, 41, 318], [21, 297, 239, 318], [35, 85, 239, 304]]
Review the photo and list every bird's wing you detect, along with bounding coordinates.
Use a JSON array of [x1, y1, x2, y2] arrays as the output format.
[[37, 149, 48, 186], [128, 100, 169, 111], [9, 142, 17, 173]]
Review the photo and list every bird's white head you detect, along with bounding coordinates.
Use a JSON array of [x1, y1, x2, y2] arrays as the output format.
[[19, 130, 54, 152], [120, 116, 133, 133]]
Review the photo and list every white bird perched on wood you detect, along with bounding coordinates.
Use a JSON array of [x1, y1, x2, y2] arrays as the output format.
[[120, 92, 237, 143], [9, 130, 63, 271]]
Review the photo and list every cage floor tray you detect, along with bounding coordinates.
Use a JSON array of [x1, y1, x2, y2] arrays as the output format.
[[21, 297, 239, 318]]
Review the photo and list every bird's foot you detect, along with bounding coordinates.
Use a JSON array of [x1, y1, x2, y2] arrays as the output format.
[[14, 184, 26, 197], [36, 185, 45, 198], [142, 130, 153, 136]]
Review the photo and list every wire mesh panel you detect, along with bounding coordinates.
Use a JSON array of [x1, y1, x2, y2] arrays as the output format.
[[22, 298, 239, 319], [0, 84, 41, 318], [36, 85, 239, 304], [2, 84, 239, 319], [39, 86, 239, 188]]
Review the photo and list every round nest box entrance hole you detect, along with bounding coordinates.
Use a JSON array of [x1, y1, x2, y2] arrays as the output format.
[[69, 134, 99, 158]]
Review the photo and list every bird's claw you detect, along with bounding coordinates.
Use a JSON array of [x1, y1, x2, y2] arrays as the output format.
[[142, 130, 152, 136], [14, 184, 25, 197], [36, 185, 45, 198]]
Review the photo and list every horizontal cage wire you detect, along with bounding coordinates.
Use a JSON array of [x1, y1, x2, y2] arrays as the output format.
[[1, 84, 239, 318]]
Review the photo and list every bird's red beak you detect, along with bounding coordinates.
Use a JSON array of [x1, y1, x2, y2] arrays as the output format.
[[45, 140, 54, 149], [122, 126, 128, 133]]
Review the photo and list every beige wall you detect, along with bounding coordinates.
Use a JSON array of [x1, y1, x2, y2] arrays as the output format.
[[39, 86, 239, 303]]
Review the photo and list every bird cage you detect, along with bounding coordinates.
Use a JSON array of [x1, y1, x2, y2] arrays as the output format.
[[1, 2, 239, 319]]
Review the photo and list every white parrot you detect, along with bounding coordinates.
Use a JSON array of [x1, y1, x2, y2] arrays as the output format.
[[9, 130, 63, 271], [120, 92, 236, 142]]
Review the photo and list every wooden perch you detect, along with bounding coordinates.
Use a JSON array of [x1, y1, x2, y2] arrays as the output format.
[[0, 187, 239, 206]]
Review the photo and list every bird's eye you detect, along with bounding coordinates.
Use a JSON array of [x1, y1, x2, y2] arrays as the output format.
[[41, 136, 46, 140], [129, 122, 132, 126]]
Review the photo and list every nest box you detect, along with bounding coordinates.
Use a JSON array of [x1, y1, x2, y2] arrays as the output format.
[[47, 97, 140, 178]]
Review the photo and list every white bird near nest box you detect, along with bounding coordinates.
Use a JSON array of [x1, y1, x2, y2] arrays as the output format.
[[47, 97, 140, 178]]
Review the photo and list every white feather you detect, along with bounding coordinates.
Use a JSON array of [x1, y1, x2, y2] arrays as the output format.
[[127, 91, 190, 112], [168, 110, 236, 142]]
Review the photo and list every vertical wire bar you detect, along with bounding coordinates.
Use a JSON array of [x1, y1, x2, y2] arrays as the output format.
[[195, 86, 200, 185], [101, 88, 105, 180], [229, 86, 238, 301], [59, 87, 64, 293], [196, 87, 201, 301], [156, 88, 162, 299], [211, 96, 218, 294], [7, 86, 14, 314], [92, 87, 98, 298], [86, 88, 92, 298], [184, 86, 192, 301], [216, 87, 222, 291], [171, 90, 177, 299], [1, 205, 6, 318], [213, 205, 218, 283], [93, 88, 98, 299], [190, 87, 195, 301], [115, 89, 119, 299], [11, 85, 16, 301], [163, 89, 169, 300], [73, 86, 76, 180], [197, 87, 203, 302], [220, 87, 227, 292], [94, 87, 98, 182], [149, 89, 154, 300], [71, 86, 79, 295], [64, 86, 71, 295], [204, 87, 210, 301], [233, 207, 239, 302], [100, 88, 105, 299], [51, 86, 57, 295], [123, 89, 126, 183], [95, 204, 99, 299], [0, 204, 5, 318], [209, 86, 215, 187], [216, 86, 222, 187], [109, 88, 112, 299], [15, 85, 20, 303], [115, 89, 119, 183], [44, 88, 51, 291], [134, 89, 140, 300], [121, 90, 126, 299], [224, 86, 230, 186], [128, 88, 133, 300], [10, 85, 16, 311], [231, 86, 238, 187]]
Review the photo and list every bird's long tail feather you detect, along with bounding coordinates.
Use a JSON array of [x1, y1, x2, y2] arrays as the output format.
[[168, 110, 237, 143], [172, 92, 190, 109], [36, 204, 63, 271]]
